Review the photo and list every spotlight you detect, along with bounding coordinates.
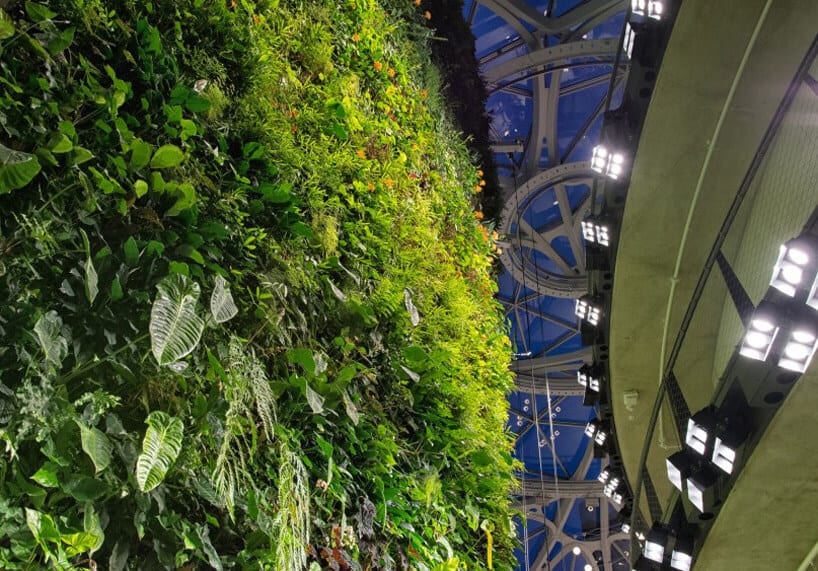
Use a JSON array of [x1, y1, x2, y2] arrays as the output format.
[[603, 474, 626, 505], [575, 295, 602, 326], [621, 522, 631, 534], [666, 449, 698, 492], [598, 467, 611, 484], [770, 237, 816, 297], [591, 145, 627, 180], [685, 408, 717, 456], [778, 326, 818, 373], [670, 534, 694, 571], [686, 465, 719, 513], [572, 546, 582, 556], [578, 365, 602, 392], [711, 425, 748, 475], [643, 525, 669, 563], [632, 0, 664, 19], [585, 420, 610, 447], [623, 23, 636, 59], [739, 304, 780, 363], [581, 218, 611, 247]]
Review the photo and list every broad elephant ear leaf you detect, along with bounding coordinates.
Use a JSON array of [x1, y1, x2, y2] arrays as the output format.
[[210, 275, 238, 323], [150, 274, 204, 366], [0, 143, 41, 194], [136, 411, 184, 492]]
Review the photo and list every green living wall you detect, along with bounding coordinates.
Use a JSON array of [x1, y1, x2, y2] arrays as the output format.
[[0, 0, 517, 569]]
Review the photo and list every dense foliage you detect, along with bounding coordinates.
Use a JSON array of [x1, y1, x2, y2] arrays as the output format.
[[0, 0, 516, 569]]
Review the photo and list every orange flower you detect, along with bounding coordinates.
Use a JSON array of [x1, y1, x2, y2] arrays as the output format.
[[384, 178, 394, 187], [425, 10, 431, 19], [479, 179, 486, 187], [477, 169, 484, 177], [411, 144, 419, 151], [491, 230, 499, 241], [291, 109, 298, 118], [473, 184, 482, 193], [414, 0, 421, 5], [475, 211, 484, 220], [352, 33, 360, 42], [420, 89, 428, 99], [356, 149, 366, 159], [387, 68, 396, 77], [367, 182, 375, 192], [374, 61, 383, 71], [253, 15, 260, 24], [291, 124, 297, 133]]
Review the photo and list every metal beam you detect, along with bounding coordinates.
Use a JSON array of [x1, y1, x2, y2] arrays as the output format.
[[509, 348, 592, 374], [484, 38, 619, 84], [492, 141, 525, 153], [514, 374, 583, 396]]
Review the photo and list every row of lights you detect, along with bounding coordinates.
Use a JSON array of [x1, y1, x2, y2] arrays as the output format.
[[740, 237, 818, 372], [665, 407, 746, 513], [633, 524, 693, 571], [649, 235, 818, 568]]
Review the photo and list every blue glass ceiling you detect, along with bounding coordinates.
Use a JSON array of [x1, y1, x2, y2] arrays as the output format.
[[465, 1, 632, 569]]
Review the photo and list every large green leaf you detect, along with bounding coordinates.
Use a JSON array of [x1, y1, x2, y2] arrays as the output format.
[[79, 423, 113, 473], [209, 275, 238, 324], [136, 411, 184, 492], [149, 274, 204, 366], [0, 143, 41, 194], [150, 144, 184, 169], [0, 9, 15, 40], [33, 311, 67, 368]]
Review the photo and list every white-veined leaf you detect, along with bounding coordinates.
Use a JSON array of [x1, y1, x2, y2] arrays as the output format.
[[342, 390, 359, 426], [136, 411, 184, 492], [210, 275, 238, 324], [305, 384, 324, 414], [34, 311, 68, 367], [404, 288, 420, 326], [150, 274, 204, 366]]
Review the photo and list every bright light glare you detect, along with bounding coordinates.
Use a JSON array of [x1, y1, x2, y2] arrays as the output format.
[[740, 315, 779, 362], [771, 242, 814, 297], [573, 546, 582, 555], [666, 458, 683, 491], [670, 550, 693, 571], [644, 540, 665, 563], [712, 437, 737, 474], [686, 478, 705, 512], [585, 422, 597, 438], [591, 145, 627, 180], [598, 468, 610, 484], [778, 329, 818, 373], [584, 565, 592, 571], [789, 248, 809, 265], [686, 418, 709, 455]]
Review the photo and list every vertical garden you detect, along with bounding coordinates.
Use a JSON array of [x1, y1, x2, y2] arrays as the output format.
[[0, 0, 517, 569]]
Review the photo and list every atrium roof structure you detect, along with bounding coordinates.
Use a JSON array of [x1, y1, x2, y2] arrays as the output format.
[[465, 1, 632, 569]]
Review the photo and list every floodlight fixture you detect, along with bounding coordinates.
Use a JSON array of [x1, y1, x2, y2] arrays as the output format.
[[711, 425, 748, 475], [666, 449, 698, 492], [685, 408, 717, 457], [632, 0, 663, 19], [591, 145, 627, 180], [643, 525, 669, 563], [670, 535, 694, 571], [778, 326, 818, 373], [585, 419, 610, 447], [581, 218, 611, 247], [576, 295, 602, 326], [572, 546, 582, 556], [578, 365, 602, 392], [770, 237, 816, 297], [622, 522, 631, 534], [584, 565, 593, 571], [686, 465, 719, 513], [598, 467, 611, 484], [623, 23, 636, 59], [739, 304, 781, 362]]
